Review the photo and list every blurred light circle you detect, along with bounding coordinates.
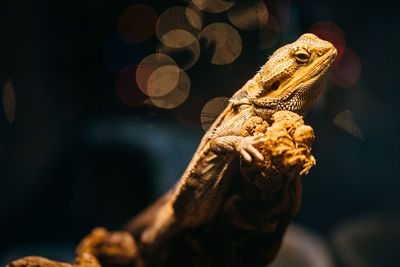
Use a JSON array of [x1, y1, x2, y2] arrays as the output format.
[[115, 65, 147, 107], [200, 97, 229, 131], [157, 39, 201, 70], [160, 29, 197, 49], [330, 47, 361, 88], [199, 23, 242, 65], [118, 4, 158, 43], [310, 21, 345, 46], [136, 53, 178, 96], [150, 70, 191, 109], [192, 0, 235, 13], [332, 216, 400, 267], [147, 65, 180, 97], [259, 15, 280, 49], [310, 21, 346, 66], [271, 224, 335, 267], [156, 6, 199, 48], [227, 0, 268, 30], [185, 5, 203, 30]]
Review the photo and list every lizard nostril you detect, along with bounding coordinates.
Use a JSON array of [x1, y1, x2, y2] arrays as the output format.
[[271, 81, 280, 90]]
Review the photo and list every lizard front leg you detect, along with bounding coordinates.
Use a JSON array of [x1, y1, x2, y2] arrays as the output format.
[[210, 135, 266, 163], [133, 108, 267, 246], [209, 104, 266, 163]]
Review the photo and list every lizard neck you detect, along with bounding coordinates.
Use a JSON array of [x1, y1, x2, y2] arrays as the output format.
[[250, 74, 327, 119]]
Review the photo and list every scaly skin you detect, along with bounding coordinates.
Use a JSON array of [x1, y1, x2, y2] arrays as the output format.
[[124, 33, 337, 252]]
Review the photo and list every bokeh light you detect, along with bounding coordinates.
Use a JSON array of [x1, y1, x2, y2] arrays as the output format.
[[102, 34, 142, 72], [259, 15, 280, 49], [270, 224, 335, 267], [136, 53, 178, 96], [118, 4, 158, 43], [160, 29, 197, 49], [191, 0, 235, 13], [2, 80, 15, 123], [332, 217, 400, 267], [150, 70, 191, 109], [147, 65, 180, 97], [333, 110, 364, 140], [310, 21, 346, 65], [115, 65, 147, 107], [199, 23, 242, 65], [157, 40, 201, 70], [227, 0, 268, 31], [200, 97, 229, 131], [185, 5, 203, 30], [156, 6, 199, 49], [330, 47, 361, 88]]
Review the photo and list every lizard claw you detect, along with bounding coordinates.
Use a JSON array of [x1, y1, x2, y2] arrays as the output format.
[[237, 136, 266, 163]]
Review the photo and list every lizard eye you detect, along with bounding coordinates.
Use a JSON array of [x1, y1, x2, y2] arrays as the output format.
[[294, 49, 310, 63]]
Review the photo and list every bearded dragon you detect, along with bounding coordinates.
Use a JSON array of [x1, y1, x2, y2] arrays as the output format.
[[125, 33, 337, 252], [6, 34, 337, 267]]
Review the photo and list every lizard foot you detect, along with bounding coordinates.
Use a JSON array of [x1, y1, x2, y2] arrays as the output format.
[[235, 135, 266, 163], [210, 134, 266, 162]]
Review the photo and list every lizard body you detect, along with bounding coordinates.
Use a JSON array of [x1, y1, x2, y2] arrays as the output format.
[[125, 33, 337, 251], [6, 34, 337, 267]]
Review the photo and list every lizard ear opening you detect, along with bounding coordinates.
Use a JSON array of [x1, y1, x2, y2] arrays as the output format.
[[271, 81, 280, 90]]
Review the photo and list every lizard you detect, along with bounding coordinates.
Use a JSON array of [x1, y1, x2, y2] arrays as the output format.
[[125, 32, 337, 257], [6, 33, 337, 267]]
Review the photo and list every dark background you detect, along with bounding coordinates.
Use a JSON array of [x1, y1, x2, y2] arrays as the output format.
[[0, 0, 399, 266]]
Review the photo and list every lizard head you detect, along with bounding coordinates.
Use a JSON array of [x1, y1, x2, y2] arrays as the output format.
[[246, 33, 337, 119]]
